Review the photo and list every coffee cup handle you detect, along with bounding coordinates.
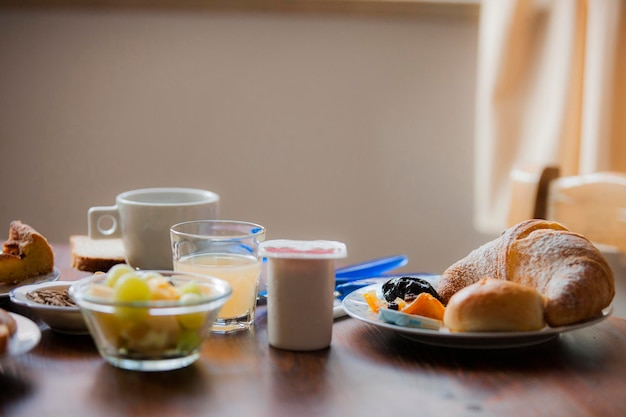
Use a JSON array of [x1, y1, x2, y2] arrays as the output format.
[[88, 206, 122, 239]]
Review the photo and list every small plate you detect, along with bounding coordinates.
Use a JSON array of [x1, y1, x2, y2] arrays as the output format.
[[0, 268, 60, 298], [9, 280, 88, 335], [342, 282, 613, 349], [2, 313, 41, 358]]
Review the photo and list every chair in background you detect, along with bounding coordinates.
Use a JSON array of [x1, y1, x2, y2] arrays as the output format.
[[546, 171, 626, 254], [508, 167, 626, 317]]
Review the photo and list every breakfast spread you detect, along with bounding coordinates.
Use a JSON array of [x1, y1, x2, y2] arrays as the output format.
[[0, 213, 617, 364], [364, 219, 615, 333], [0, 308, 18, 354], [0, 220, 54, 284]]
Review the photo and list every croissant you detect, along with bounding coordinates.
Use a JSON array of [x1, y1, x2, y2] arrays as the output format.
[[437, 219, 615, 327]]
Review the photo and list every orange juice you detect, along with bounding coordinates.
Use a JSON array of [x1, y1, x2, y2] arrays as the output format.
[[173, 253, 261, 320]]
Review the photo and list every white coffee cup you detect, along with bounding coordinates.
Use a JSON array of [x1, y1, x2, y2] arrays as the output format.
[[88, 187, 219, 270]]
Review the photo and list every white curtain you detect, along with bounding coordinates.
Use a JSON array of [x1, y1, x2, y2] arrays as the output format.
[[474, 0, 626, 235]]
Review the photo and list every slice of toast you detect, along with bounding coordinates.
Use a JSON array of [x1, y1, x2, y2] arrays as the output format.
[[70, 235, 126, 273]]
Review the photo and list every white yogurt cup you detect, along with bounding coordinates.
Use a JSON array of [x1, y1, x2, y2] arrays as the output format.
[[259, 239, 348, 351]]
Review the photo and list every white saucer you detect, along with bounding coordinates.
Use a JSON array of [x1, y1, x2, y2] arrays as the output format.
[[2, 313, 41, 358], [0, 268, 60, 298]]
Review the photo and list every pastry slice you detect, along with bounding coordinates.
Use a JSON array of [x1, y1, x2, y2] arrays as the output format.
[[0, 221, 54, 284]]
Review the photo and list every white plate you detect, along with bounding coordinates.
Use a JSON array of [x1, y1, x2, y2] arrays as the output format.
[[0, 268, 60, 298], [2, 313, 41, 358], [9, 280, 88, 335], [342, 283, 613, 349]]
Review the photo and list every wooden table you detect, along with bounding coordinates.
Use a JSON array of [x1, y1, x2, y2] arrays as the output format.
[[2, 244, 626, 417]]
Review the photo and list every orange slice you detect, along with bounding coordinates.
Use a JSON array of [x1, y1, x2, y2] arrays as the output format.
[[401, 292, 445, 321], [363, 290, 384, 313]]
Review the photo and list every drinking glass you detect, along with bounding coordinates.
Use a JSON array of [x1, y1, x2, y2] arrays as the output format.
[[170, 220, 265, 333]]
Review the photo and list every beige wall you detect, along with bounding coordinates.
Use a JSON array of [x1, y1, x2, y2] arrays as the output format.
[[0, 6, 492, 274]]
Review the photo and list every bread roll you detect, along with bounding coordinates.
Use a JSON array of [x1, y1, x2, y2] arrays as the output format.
[[443, 278, 545, 332], [437, 219, 614, 327], [0, 308, 17, 336], [0, 325, 10, 355], [0, 308, 17, 355]]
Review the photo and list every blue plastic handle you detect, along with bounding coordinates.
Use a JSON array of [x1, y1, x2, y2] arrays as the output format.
[[334, 254, 408, 283]]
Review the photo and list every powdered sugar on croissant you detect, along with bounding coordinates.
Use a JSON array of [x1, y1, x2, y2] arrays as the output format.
[[437, 219, 615, 327]]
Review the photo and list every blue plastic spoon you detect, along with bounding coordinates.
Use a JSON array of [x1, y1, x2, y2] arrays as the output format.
[[334, 254, 408, 283]]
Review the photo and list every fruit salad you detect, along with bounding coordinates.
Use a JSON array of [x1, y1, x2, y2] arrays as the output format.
[[73, 265, 230, 363]]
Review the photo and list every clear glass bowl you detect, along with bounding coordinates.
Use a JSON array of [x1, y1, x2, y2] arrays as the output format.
[[69, 270, 231, 371]]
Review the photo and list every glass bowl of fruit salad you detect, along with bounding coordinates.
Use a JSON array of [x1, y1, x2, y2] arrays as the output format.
[[69, 264, 231, 372]]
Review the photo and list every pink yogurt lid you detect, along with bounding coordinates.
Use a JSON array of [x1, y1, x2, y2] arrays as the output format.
[[259, 239, 347, 260]]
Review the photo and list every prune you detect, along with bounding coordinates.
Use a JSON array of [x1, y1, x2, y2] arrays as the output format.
[[382, 276, 441, 303]]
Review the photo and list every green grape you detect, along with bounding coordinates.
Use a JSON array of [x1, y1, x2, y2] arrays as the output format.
[[176, 328, 202, 352], [177, 312, 206, 330], [177, 293, 206, 329], [115, 305, 149, 322], [113, 273, 151, 321], [180, 281, 202, 296], [180, 292, 201, 304], [105, 264, 135, 287], [114, 274, 150, 302]]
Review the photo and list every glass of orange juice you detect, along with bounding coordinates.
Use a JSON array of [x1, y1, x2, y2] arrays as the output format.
[[170, 220, 265, 333]]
